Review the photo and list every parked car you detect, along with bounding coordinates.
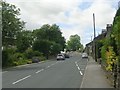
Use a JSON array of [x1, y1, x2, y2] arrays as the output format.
[[82, 53, 88, 58], [57, 54, 65, 60], [32, 57, 40, 63]]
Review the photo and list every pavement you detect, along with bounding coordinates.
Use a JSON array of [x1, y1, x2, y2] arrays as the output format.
[[80, 56, 113, 88]]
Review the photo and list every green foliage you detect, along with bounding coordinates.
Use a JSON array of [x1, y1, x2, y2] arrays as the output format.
[[2, 1, 25, 46], [33, 40, 51, 59], [96, 40, 103, 58], [100, 7, 120, 71], [101, 45, 107, 63], [24, 48, 43, 59], [2, 48, 16, 67], [33, 24, 66, 58], [50, 42, 62, 55], [66, 34, 83, 51], [105, 46, 118, 71], [16, 34, 30, 52], [12, 52, 25, 61], [115, 7, 120, 17], [2, 1, 66, 67]]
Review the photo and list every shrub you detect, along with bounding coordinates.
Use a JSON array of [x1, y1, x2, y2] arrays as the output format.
[[24, 48, 43, 59], [2, 48, 16, 67], [38, 56, 46, 61], [105, 46, 118, 71], [12, 53, 25, 61]]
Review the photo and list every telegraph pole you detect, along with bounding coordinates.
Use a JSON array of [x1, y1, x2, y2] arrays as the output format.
[[93, 13, 97, 62]]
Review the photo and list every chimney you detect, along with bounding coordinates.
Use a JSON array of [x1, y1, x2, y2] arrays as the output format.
[[106, 24, 112, 32]]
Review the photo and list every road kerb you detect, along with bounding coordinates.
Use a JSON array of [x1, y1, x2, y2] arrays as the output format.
[[80, 57, 89, 88]]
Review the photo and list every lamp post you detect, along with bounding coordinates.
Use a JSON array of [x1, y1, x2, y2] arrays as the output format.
[[93, 13, 97, 62]]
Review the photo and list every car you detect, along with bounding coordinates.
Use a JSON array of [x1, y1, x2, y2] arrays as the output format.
[[82, 53, 88, 58], [64, 53, 70, 58], [32, 57, 40, 63], [57, 54, 65, 60]]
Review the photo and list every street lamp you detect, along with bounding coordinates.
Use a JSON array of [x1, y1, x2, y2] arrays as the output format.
[[93, 13, 97, 62]]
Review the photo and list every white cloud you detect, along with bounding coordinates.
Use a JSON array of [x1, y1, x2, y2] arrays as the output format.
[[6, 0, 118, 46]]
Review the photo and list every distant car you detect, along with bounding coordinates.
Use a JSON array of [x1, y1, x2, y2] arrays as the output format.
[[57, 54, 65, 60], [64, 53, 70, 58], [82, 53, 88, 58], [32, 57, 40, 63]]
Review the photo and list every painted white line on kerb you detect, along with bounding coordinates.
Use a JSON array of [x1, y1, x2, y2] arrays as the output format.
[[12, 75, 31, 84], [36, 69, 44, 73], [79, 71, 83, 75]]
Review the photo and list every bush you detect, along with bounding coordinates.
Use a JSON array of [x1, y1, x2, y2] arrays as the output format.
[[12, 53, 25, 61], [2, 48, 16, 67], [38, 56, 46, 61], [24, 48, 43, 59]]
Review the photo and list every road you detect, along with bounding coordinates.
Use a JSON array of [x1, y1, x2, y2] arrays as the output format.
[[2, 52, 88, 88]]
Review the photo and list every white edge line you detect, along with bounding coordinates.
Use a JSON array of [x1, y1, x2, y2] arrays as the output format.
[[76, 64, 78, 67], [12, 75, 31, 84], [79, 71, 83, 75], [75, 61, 77, 64], [80, 60, 89, 88], [77, 67, 80, 70]]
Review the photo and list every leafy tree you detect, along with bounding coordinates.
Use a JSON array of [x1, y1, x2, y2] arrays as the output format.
[[33, 24, 66, 58], [16, 33, 30, 52], [33, 40, 52, 59], [2, 1, 25, 47], [50, 42, 62, 55], [66, 34, 82, 51]]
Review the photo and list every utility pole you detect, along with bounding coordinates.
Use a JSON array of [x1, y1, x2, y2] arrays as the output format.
[[93, 13, 97, 62]]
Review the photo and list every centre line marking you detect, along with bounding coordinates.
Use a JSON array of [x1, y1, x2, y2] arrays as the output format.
[[12, 75, 31, 84], [36, 69, 44, 73]]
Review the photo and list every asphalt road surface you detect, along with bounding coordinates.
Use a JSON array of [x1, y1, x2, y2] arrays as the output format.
[[2, 52, 88, 88]]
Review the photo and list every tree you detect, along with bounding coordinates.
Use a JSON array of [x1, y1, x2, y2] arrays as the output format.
[[32, 40, 52, 59], [66, 34, 82, 51], [16, 31, 32, 52], [33, 24, 66, 58], [2, 1, 25, 47]]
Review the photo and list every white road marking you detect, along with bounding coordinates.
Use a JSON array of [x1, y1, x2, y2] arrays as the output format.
[[77, 66, 80, 70], [79, 71, 83, 75], [12, 75, 31, 84], [36, 69, 44, 73], [75, 61, 77, 64], [47, 66, 50, 68], [75, 62, 83, 76]]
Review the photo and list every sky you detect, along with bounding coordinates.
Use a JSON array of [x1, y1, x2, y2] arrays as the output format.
[[6, 0, 119, 46]]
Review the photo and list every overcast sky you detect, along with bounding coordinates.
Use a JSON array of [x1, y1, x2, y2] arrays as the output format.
[[6, 0, 119, 46]]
